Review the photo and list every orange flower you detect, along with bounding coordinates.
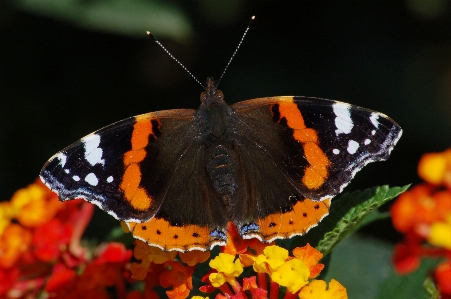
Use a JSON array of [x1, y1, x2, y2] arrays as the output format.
[[179, 250, 210, 266], [0, 223, 32, 268], [130, 240, 155, 280], [128, 263, 166, 299], [130, 240, 177, 280], [160, 261, 194, 299], [391, 184, 451, 234], [292, 243, 325, 279], [12, 181, 61, 228]]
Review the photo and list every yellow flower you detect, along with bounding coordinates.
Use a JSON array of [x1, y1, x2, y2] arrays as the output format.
[[0, 202, 13, 235], [428, 214, 451, 250], [209, 253, 243, 276], [418, 149, 451, 185], [253, 245, 288, 273], [209, 272, 227, 288], [10, 185, 43, 212], [9, 181, 61, 227], [271, 258, 310, 293], [299, 279, 348, 299], [208, 253, 243, 287]]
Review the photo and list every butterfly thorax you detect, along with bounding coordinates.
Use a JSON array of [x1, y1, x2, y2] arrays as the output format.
[[198, 77, 231, 139]]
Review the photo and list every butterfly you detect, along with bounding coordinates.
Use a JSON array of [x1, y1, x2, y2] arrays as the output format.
[[40, 75, 402, 252]]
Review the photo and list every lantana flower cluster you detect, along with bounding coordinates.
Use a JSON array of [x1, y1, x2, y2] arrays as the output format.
[[130, 222, 347, 299], [0, 180, 132, 298], [391, 148, 451, 297]]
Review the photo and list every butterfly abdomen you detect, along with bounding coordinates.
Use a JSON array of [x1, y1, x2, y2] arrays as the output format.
[[206, 144, 238, 195]]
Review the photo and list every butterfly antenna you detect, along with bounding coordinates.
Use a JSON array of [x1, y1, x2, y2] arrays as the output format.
[[216, 16, 255, 87], [147, 31, 205, 88]]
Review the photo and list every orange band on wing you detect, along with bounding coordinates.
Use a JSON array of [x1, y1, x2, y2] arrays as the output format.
[[256, 198, 331, 240], [131, 116, 154, 149], [302, 143, 329, 189], [278, 102, 307, 129], [275, 100, 330, 189], [120, 117, 161, 210], [127, 218, 217, 251]]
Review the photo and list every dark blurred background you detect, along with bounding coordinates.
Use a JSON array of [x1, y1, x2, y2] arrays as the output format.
[[1, 0, 451, 241]]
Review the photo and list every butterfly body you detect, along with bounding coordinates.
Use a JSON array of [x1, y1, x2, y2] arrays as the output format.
[[40, 77, 402, 251]]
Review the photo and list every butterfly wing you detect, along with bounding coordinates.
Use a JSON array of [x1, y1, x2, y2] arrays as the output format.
[[40, 109, 229, 251], [230, 96, 402, 242]]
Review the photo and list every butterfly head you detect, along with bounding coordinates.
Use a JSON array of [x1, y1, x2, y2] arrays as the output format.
[[201, 77, 224, 104]]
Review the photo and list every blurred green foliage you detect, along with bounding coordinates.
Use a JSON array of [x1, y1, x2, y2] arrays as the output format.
[[10, 0, 193, 41]]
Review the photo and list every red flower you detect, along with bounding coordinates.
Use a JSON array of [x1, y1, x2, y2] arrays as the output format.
[[46, 242, 132, 298], [32, 218, 73, 262], [0, 267, 20, 296], [435, 261, 451, 296], [243, 276, 267, 299]]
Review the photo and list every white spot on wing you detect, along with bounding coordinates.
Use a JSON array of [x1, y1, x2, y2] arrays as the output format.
[[56, 153, 67, 167], [370, 113, 380, 128], [347, 140, 359, 154], [107, 176, 113, 183], [333, 149, 340, 155], [364, 139, 371, 145], [333, 102, 353, 135], [64, 169, 70, 173], [85, 173, 98, 186], [72, 175, 80, 181], [82, 134, 105, 166], [371, 130, 376, 135]]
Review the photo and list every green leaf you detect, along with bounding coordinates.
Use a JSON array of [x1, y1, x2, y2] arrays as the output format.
[[283, 185, 409, 255], [317, 185, 409, 255], [423, 277, 440, 299], [11, 0, 192, 41]]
